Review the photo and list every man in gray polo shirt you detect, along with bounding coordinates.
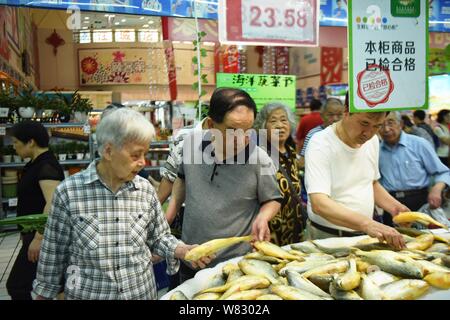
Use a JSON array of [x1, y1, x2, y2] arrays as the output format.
[[167, 88, 282, 282]]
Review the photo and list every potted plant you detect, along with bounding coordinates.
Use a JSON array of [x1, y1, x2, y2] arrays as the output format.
[[0, 87, 17, 124], [57, 91, 93, 123], [17, 84, 44, 120], [57, 143, 67, 161], [1, 145, 15, 163], [76, 143, 85, 160]]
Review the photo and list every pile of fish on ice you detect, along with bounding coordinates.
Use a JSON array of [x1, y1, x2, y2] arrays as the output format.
[[169, 227, 450, 300]]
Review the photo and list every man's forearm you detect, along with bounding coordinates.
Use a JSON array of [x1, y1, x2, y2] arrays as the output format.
[[258, 200, 281, 222], [165, 178, 185, 225], [310, 193, 373, 232], [157, 178, 174, 204], [373, 181, 403, 214]]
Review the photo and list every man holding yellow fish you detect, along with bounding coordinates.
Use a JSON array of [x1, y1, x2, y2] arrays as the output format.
[[168, 88, 282, 283], [379, 112, 450, 227], [305, 109, 408, 249]]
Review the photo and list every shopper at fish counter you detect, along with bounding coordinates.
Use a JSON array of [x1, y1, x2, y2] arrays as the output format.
[[6, 121, 64, 300], [167, 88, 282, 283], [254, 102, 304, 246], [33, 108, 211, 300], [434, 109, 450, 166], [379, 112, 450, 227], [305, 109, 409, 249]]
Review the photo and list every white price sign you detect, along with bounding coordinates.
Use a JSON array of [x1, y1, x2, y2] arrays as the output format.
[[219, 0, 319, 47], [8, 198, 18, 207], [0, 108, 9, 117], [242, 0, 315, 43], [0, 126, 5, 136]]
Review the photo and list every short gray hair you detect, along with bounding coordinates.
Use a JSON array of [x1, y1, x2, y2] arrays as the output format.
[[321, 97, 344, 112], [96, 108, 155, 156], [253, 102, 296, 137], [389, 111, 402, 122]]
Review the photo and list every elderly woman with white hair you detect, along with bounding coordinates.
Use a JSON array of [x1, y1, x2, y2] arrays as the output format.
[[254, 102, 304, 245], [33, 108, 210, 300]]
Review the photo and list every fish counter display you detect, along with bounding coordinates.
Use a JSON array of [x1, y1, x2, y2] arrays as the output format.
[[161, 232, 450, 300]]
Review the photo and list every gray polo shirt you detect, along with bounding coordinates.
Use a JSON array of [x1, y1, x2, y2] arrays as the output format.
[[179, 132, 282, 268]]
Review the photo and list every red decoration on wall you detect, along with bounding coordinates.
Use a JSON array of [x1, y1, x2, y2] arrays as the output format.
[[320, 47, 343, 85], [161, 17, 178, 100], [223, 45, 239, 73], [46, 29, 65, 56]]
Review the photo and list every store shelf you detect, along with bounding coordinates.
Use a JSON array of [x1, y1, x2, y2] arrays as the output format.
[[51, 130, 89, 141], [149, 148, 170, 152], [0, 122, 86, 129], [150, 141, 171, 147], [0, 160, 90, 168], [143, 166, 162, 172]]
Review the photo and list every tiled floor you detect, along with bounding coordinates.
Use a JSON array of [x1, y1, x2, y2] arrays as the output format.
[[0, 233, 20, 300], [0, 233, 169, 300]]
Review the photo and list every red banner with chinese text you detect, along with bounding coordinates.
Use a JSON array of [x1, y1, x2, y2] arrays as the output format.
[[320, 47, 343, 85]]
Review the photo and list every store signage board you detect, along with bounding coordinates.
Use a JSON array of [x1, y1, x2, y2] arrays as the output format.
[[216, 73, 297, 111], [348, 0, 428, 112], [218, 0, 319, 47]]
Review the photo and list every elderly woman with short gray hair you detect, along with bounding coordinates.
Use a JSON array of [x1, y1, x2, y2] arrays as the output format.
[[254, 102, 304, 245], [33, 108, 211, 300]]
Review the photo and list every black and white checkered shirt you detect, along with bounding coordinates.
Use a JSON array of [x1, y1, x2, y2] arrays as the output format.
[[33, 161, 181, 300]]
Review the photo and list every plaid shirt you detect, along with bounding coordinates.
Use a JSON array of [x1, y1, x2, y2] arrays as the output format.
[[33, 161, 181, 300]]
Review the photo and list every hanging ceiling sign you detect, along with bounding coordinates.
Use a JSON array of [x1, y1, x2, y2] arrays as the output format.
[[218, 0, 319, 47], [0, 0, 218, 19]]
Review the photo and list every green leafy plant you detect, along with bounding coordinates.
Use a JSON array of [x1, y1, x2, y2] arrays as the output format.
[[17, 84, 45, 112], [0, 214, 47, 238], [56, 90, 93, 114], [192, 31, 209, 116]]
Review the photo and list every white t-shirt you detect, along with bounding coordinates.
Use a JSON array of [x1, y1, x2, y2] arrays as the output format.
[[305, 123, 380, 232]]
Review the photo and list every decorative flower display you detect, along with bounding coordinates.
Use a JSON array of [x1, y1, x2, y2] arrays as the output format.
[[81, 57, 98, 75], [113, 51, 125, 63], [108, 72, 129, 83]]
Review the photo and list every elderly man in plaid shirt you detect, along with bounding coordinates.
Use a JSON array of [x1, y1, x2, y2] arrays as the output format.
[[33, 108, 211, 300]]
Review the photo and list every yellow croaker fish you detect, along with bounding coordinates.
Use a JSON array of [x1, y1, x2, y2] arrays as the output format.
[[423, 272, 450, 289], [170, 290, 188, 300], [286, 271, 332, 299], [354, 250, 424, 279], [355, 259, 371, 273], [393, 212, 448, 229], [238, 259, 282, 284], [301, 259, 349, 278], [223, 289, 269, 300], [405, 234, 435, 251], [270, 285, 323, 300], [219, 276, 270, 300], [329, 283, 363, 300], [184, 235, 253, 261], [413, 260, 450, 275], [256, 294, 283, 300], [200, 275, 259, 294], [222, 263, 240, 276], [333, 259, 361, 291], [288, 249, 307, 257], [244, 251, 285, 264], [291, 241, 322, 254], [254, 241, 304, 261], [366, 270, 399, 287], [308, 274, 334, 293], [193, 292, 222, 300], [396, 227, 449, 244], [226, 269, 245, 284], [359, 274, 389, 300], [381, 279, 429, 300], [426, 243, 450, 254]]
